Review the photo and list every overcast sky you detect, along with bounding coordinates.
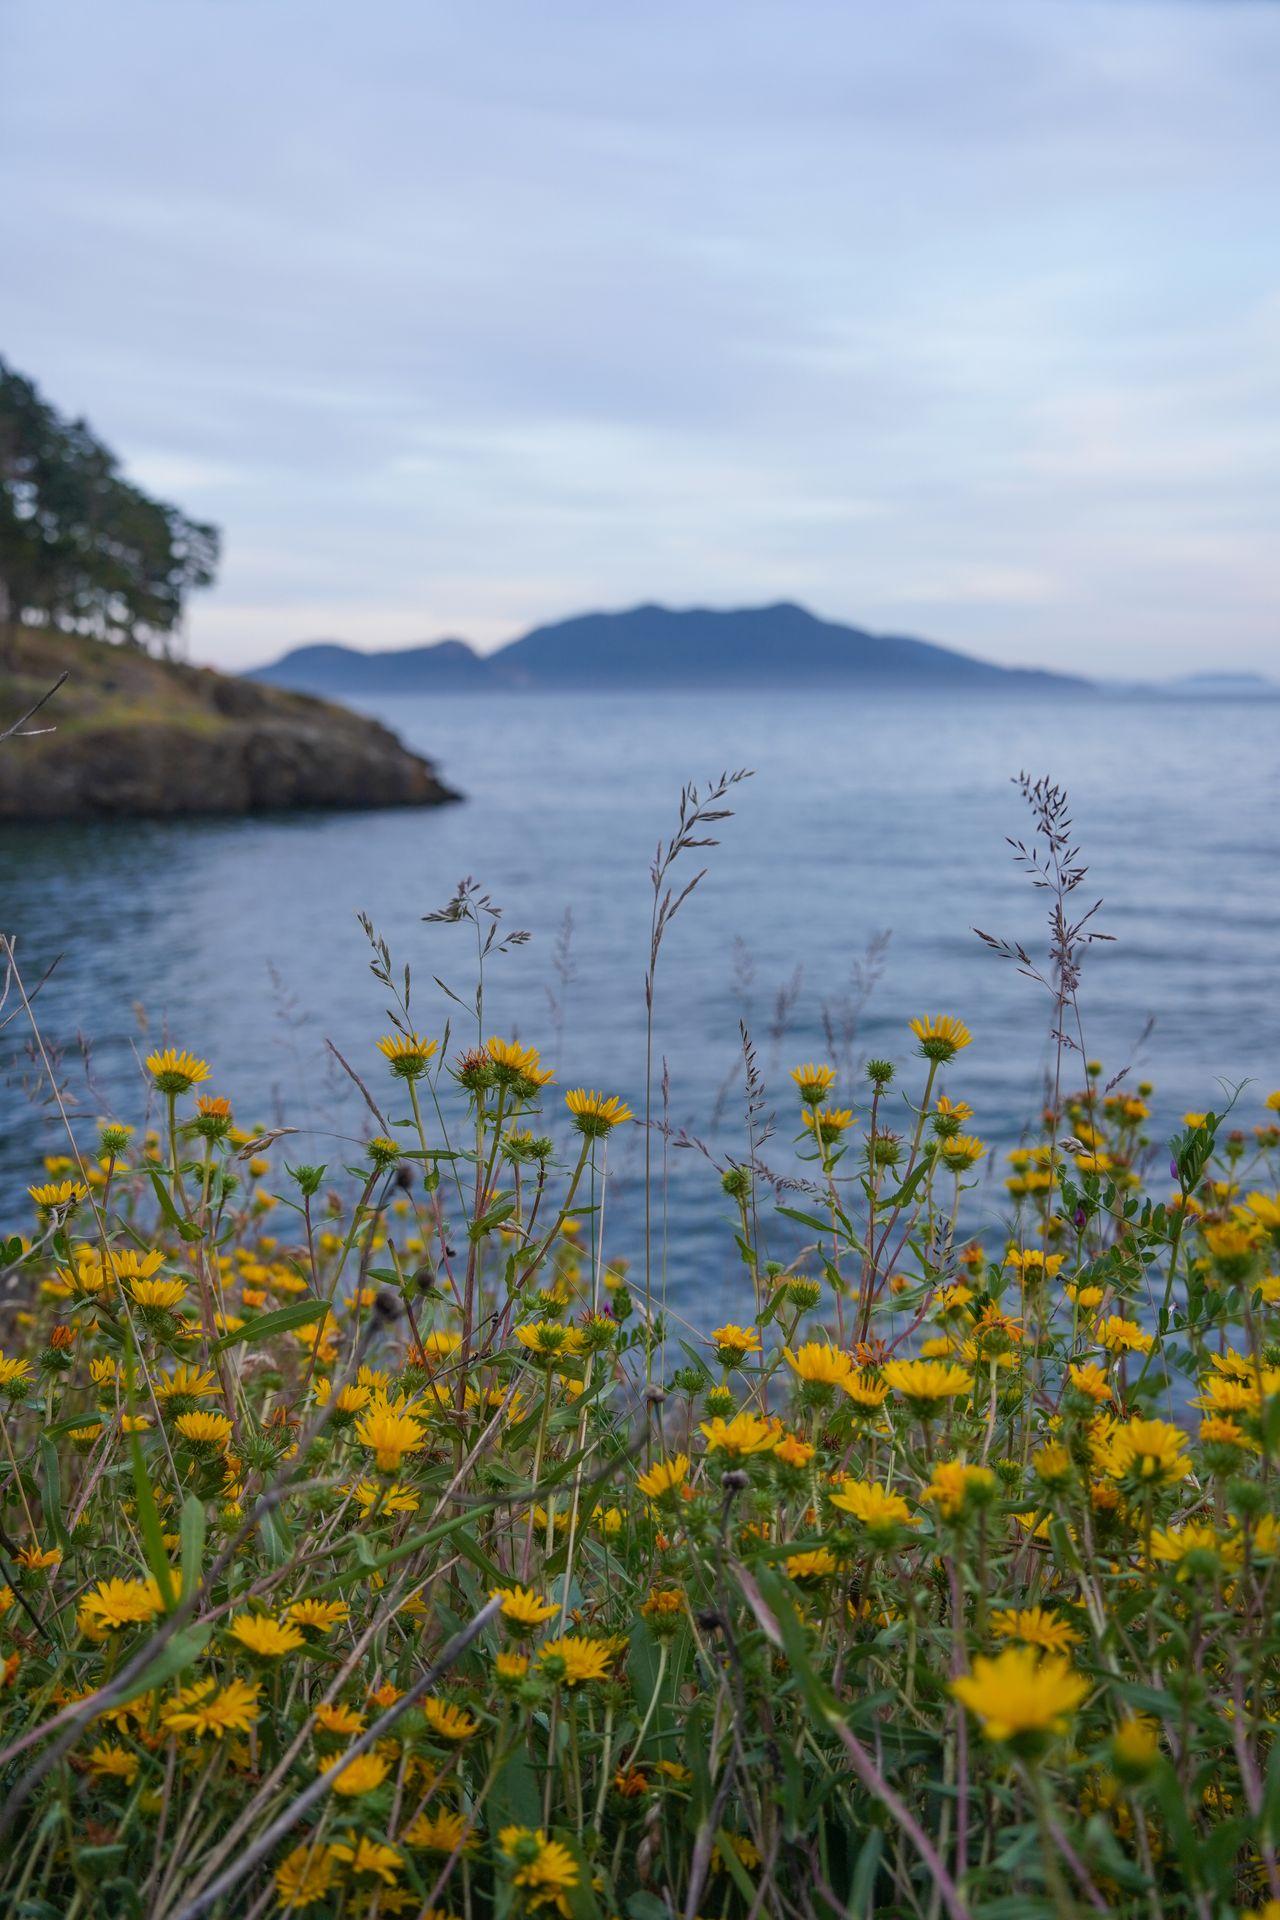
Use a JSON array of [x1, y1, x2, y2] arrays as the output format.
[[3, 0, 1278, 675]]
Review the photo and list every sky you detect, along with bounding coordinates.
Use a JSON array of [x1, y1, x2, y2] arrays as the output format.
[[2, 0, 1278, 676]]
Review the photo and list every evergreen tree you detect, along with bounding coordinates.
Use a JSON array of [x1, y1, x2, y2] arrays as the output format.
[[0, 359, 220, 649]]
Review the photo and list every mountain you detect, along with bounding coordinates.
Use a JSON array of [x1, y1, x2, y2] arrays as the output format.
[[0, 624, 460, 820], [1163, 671, 1278, 697], [247, 602, 1088, 695], [252, 637, 490, 694]]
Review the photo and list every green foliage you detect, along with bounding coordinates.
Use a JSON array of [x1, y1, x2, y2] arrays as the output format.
[[0, 358, 219, 646]]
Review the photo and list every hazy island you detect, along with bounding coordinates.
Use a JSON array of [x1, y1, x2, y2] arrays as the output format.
[[250, 600, 1092, 695]]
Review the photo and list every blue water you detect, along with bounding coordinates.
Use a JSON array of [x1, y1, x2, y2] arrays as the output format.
[[2, 688, 1277, 1323]]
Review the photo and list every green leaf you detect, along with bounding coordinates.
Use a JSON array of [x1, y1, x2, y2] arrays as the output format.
[[880, 1158, 931, 1211], [452, 1525, 507, 1587], [38, 1437, 73, 1554], [714, 1829, 756, 1906], [776, 1204, 832, 1235], [470, 1197, 517, 1241], [211, 1298, 326, 1353], [147, 1168, 186, 1232], [113, 1621, 213, 1706], [626, 1897, 670, 1920], [179, 1494, 206, 1602], [129, 1433, 176, 1610], [849, 1825, 883, 1913], [555, 1832, 602, 1920]]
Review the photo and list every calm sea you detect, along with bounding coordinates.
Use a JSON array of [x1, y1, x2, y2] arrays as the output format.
[[3, 688, 1277, 1324]]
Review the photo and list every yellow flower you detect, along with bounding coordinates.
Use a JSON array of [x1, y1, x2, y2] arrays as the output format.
[[712, 1834, 762, 1873], [274, 1840, 335, 1909], [499, 1825, 580, 1908], [87, 1741, 140, 1783], [1204, 1220, 1262, 1268], [843, 1372, 891, 1412], [129, 1276, 189, 1313], [951, 1647, 1088, 1749], [790, 1062, 836, 1103], [786, 1547, 840, 1582], [1199, 1414, 1254, 1453], [636, 1453, 690, 1500], [909, 1015, 972, 1062], [1033, 1442, 1073, 1487], [229, 1613, 306, 1658], [640, 1587, 685, 1621], [710, 1322, 762, 1362], [318, 1749, 391, 1795], [413, 1329, 462, 1365], [345, 1478, 421, 1515], [0, 1353, 34, 1395], [515, 1321, 585, 1361], [422, 1696, 479, 1742], [493, 1585, 559, 1628], [79, 1576, 164, 1632], [174, 1410, 233, 1451], [155, 1364, 220, 1404], [325, 1833, 402, 1881], [286, 1598, 350, 1633], [28, 1179, 87, 1210], [938, 1134, 985, 1171], [162, 1677, 260, 1738], [146, 1048, 211, 1093], [488, 1036, 554, 1089], [1094, 1315, 1154, 1356], [881, 1358, 972, 1408], [17, 1543, 61, 1571], [565, 1089, 633, 1135], [1148, 1522, 1224, 1570], [402, 1807, 476, 1853], [1102, 1418, 1190, 1487], [1243, 1191, 1280, 1233], [922, 1460, 996, 1520], [1193, 1373, 1259, 1414], [537, 1634, 612, 1686], [989, 1607, 1082, 1653], [829, 1478, 917, 1542], [801, 1106, 856, 1141], [314, 1702, 366, 1737], [1005, 1247, 1065, 1280], [773, 1432, 816, 1469], [376, 1032, 438, 1078], [699, 1411, 782, 1458], [1111, 1715, 1160, 1782], [783, 1341, 854, 1389], [1067, 1361, 1112, 1404], [354, 1401, 426, 1473]]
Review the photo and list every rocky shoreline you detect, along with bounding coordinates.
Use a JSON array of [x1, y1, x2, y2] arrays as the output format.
[[0, 626, 460, 820]]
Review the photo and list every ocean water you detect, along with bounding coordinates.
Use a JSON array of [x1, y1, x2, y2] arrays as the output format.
[[2, 687, 1277, 1325]]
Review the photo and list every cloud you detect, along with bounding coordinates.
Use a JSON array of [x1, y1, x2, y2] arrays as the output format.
[[2, 0, 1277, 673]]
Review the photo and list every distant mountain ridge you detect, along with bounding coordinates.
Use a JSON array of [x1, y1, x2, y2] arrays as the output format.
[[247, 602, 1089, 695]]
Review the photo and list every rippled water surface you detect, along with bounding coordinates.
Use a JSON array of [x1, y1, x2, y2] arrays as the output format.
[[2, 688, 1277, 1322]]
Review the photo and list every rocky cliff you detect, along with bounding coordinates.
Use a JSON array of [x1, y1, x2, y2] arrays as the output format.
[[0, 626, 459, 820]]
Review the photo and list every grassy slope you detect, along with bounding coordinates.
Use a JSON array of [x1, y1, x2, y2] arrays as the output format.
[[0, 624, 458, 815]]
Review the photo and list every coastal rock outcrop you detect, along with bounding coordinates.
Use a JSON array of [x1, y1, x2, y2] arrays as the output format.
[[0, 626, 459, 820]]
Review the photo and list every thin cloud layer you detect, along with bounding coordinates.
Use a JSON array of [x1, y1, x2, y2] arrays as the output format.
[[2, 0, 1277, 673]]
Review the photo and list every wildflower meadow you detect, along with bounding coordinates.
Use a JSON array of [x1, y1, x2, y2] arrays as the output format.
[[2, 775, 1279, 1920]]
